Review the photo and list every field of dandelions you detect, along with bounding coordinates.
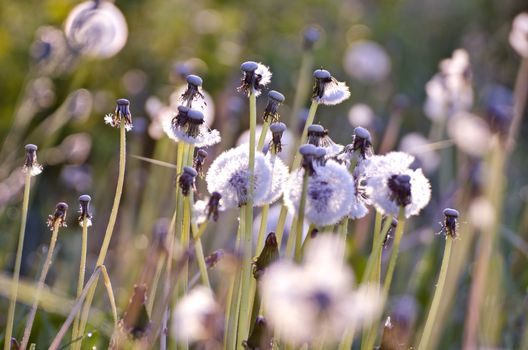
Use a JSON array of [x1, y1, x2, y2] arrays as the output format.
[[1, 0, 528, 349]]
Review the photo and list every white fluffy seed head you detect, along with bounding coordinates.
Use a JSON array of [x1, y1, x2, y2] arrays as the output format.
[[255, 154, 289, 206], [161, 112, 221, 147], [206, 144, 272, 209], [510, 13, 528, 58], [284, 160, 355, 226], [315, 79, 351, 105]]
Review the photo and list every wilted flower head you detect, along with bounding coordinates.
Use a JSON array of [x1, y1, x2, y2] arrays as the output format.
[[284, 160, 356, 226], [269, 122, 287, 155], [260, 234, 381, 345], [23, 144, 43, 176], [162, 109, 221, 147], [312, 69, 350, 105], [363, 153, 431, 218], [171, 286, 222, 343], [64, 0, 127, 59], [180, 74, 205, 108], [509, 13, 528, 58], [441, 208, 459, 238], [78, 194, 92, 227], [343, 40, 391, 84], [179, 166, 198, 196], [47, 202, 69, 229], [262, 90, 285, 123], [237, 61, 272, 97], [105, 98, 133, 131], [206, 145, 272, 208], [193, 148, 208, 177]]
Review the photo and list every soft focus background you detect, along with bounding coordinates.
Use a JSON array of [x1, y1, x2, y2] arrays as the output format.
[[1, 0, 528, 348]]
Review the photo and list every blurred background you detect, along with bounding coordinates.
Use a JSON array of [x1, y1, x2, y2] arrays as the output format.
[[1, 0, 528, 348]]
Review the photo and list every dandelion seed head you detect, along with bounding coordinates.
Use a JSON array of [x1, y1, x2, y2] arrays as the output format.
[[78, 194, 92, 227], [105, 98, 133, 131], [348, 103, 376, 128], [206, 145, 272, 208], [262, 90, 285, 123], [238, 61, 272, 96], [269, 122, 287, 155], [344, 40, 391, 83], [23, 144, 43, 176], [510, 13, 528, 58], [255, 154, 289, 206], [162, 108, 221, 147], [442, 207, 459, 238], [312, 69, 350, 105], [47, 202, 69, 229], [170, 85, 215, 126]]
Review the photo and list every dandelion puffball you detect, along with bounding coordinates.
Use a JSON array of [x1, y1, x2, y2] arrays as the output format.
[[343, 41, 391, 84]]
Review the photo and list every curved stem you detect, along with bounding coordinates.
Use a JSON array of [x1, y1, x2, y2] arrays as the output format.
[[4, 171, 31, 350], [72, 218, 88, 348], [417, 237, 453, 350]]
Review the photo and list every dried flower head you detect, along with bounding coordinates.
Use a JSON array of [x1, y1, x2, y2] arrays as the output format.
[[162, 108, 221, 147], [181, 74, 205, 108], [312, 69, 350, 105], [78, 194, 92, 227], [269, 122, 287, 155], [206, 145, 272, 208], [179, 166, 198, 196], [104, 98, 133, 131], [441, 208, 459, 238], [193, 148, 208, 177], [47, 202, 68, 229], [23, 144, 43, 176], [284, 160, 356, 226], [510, 13, 528, 58], [238, 61, 272, 97], [262, 90, 285, 123], [119, 284, 151, 340]]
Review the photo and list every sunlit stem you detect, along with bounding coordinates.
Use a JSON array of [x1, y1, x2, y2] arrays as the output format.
[[257, 122, 269, 151], [191, 222, 210, 288], [293, 171, 309, 262], [4, 171, 31, 350], [417, 236, 453, 350], [71, 217, 89, 348]]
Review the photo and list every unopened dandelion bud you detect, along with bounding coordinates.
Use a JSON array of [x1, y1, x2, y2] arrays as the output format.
[[269, 122, 287, 154], [352, 126, 373, 159], [78, 194, 92, 227], [244, 316, 272, 350], [388, 174, 412, 207], [205, 249, 225, 269], [238, 61, 272, 97], [179, 166, 198, 196], [253, 232, 279, 280], [104, 98, 133, 131], [47, 202, 68, 229], [442, 208, 459, 238], [299, 144, 317, 175], [181, 74, 205, 108], [262, 90, 285, 123], [119, 284, 151, 339], [312, 69, 350, 105], [206, 192, 222, 221], [23, 144, 43, 176], [307, 124, 325, 146], [193, 148, 208, 176], [302, 26, 320, 51]]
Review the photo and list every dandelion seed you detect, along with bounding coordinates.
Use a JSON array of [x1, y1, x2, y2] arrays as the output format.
[[179, 166, 198, 196], [47, 202, 68, 229], [78, 194, 92, 227], [262, 90, 285, 123], [180, 74, 205, 108], [163, 109, 221, 147], [206, 145, 272, 208], [510, 13, 528, 58], [23, 144, 43, 176], [284, 160, 356, 226], [237, 61, 272, 97], [312, 69, 351, 105], [104, 98, 133, 131], [269, 122, 287, 155]]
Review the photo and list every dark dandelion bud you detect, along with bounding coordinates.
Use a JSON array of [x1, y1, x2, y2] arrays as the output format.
[[243, 316, 272, 350], [299, 144, 317, 175], [352, 126, 373, 159], [302, 26, 320, 51], [238, 61, 271, 96], [181, 74, 205, 108], [179, 166, 198, 196], [387, 174, 412, 207], [383, 217, 398, 249], [253, 232, 279, 280], [307, 124, 325, 146], [47, 202, 68, 229], [312, 69, 332, 100], [193, 148, 208, 177], [206, 192, 222, 221], [442, 208, 459, 238], [185, 109, 205, 138], [23, 144, 43, 176], [205, 249, 225, 269], [262, 90, 285, 124], [314, 147, 326, 166], [269, 122, 287, 155], [78, 194, 92, 227], [172, 105, 190, 128], [104, 98, 133, 131], [119, 284, 151, 340]]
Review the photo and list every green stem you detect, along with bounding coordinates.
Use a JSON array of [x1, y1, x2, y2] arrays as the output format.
[[147, 255, 165, 315], [294, 172, 309, 262], [76, 121, 126, 348], [71, 217, 88, 348], [191, 223, 210, 288], [4, 171, 31, 350], [257, 122, 270, 151], [20, 221, 61, 350], [417, 236, 453, 350]]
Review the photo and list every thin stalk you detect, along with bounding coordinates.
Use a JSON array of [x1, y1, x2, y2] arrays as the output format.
[[417, 236, 453, 350], [76, 121, 127, 348], [147, 256, 165, 315], [506, 58, 528, 157], [20, 221, 61, 350], [72, 217, 89, 348], [293, 172, 309, 262], [191, 223, 210, 288], [257, 122, 270, 151], [4, 171, 31, 350]]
